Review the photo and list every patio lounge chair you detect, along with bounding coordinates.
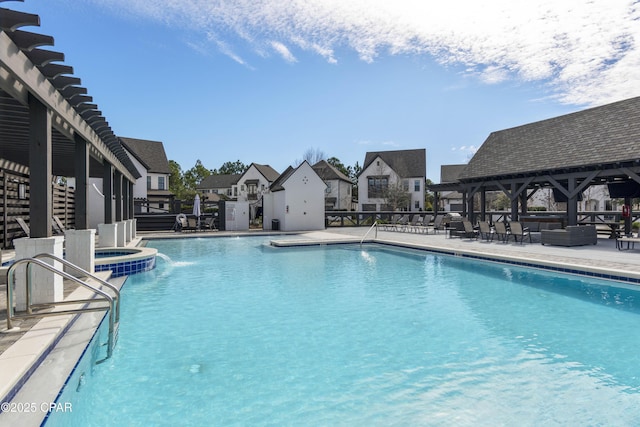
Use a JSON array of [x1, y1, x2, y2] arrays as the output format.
[[462, 220, 479, 240], [508, 221, 531, 244], [391, 215, 410, 232], [493, 221, 509, 243], [429, 215, 445, 234], [478, 221, 494, 241], [52, 215, 68, 235], [406, 215, 423, 233], [202, 217, 217, 231]]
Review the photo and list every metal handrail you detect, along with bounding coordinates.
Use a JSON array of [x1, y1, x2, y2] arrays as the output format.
[[6, 257, 117, 359], [32, 253, 120, 322], [360, 221, 378, 247]]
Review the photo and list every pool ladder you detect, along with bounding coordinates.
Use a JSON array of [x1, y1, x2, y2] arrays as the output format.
[[5, 253, 121, 359]]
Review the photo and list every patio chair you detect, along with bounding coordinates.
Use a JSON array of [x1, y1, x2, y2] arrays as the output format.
[[462, 220, 479, 240], [381, 214, 401, 231], [391, 215, 410, 232], [493, 221, 509, 243], [478, 221, 494, 241], [508, 221, 531, 244], [407, 215, 422, 233], [430, 215, 445, 234], [202, 216, 217, 231]]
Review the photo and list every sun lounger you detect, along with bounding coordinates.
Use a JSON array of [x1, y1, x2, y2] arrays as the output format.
[[478, 221, 494, 241], [508, 221, 531, 244]]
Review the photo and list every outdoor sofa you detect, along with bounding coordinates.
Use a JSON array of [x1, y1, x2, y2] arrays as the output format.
[[540, 225, 597, 247]]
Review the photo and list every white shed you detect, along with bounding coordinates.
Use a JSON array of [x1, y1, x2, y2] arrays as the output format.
[[263, 161, 326, 231]]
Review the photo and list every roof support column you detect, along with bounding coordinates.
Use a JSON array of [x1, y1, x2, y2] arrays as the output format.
[[510, 182, 519, 222], [480, 188, 486, 222], [114, 170, 122, 222], [103, 162, 113, 224], [128, 180, 135, 219], [28, 93, 52, 238], [74, 134, 89, 229], [567, 176, 578, 226], [122, 179, 130, 221]]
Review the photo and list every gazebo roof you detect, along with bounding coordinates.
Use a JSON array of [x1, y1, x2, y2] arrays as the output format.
[[460, 96, 640, 181]]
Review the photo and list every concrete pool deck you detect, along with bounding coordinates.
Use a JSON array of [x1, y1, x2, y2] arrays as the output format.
[[2, 226, 640, 425]]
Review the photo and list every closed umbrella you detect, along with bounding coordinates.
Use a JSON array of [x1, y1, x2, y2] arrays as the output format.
[[193, 194, 201, 229]]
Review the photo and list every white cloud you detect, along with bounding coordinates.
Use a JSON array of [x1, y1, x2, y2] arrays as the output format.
[[93, 0, 640, 106], [270, 41, 297, 63]]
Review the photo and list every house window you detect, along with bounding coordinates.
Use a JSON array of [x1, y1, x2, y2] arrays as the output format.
[[159, 203, 164, 210], [414, 180, 421, 192], [402, 180, 409, 191], [367, 176, 388, 198], [362, 203, 376, 211], [146, 176, 151, 190], [158, 176, 165, 190], [326, 182, 332, 193], [415, 200, 420, 209]]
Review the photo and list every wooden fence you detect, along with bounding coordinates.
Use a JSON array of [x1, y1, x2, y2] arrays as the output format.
[[1, 159, 75, 249]]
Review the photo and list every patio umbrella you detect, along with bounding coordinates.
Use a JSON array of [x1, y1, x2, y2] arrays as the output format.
[[193, 194, 201, 228]]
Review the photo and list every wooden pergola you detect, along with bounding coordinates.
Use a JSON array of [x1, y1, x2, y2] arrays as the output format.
[[429, 96, 640, 234], [0, 6, 141, 238]]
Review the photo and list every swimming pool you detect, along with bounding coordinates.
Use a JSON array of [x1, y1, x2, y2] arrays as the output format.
[[45, 236, 640, 426]]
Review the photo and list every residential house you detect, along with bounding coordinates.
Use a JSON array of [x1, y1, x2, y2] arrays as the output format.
[[312, 160, 353, 210], [233, 163, 280, 202], [358, 149, 426, 211], [436, 164, 464, 211], [197, 174, 241, 201], [120, 137, 173, 214], [263, 161, 326, 231]]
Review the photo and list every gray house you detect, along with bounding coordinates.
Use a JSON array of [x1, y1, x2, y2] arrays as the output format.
[[312, 160, 353, 210], [357, 149, 426, 211]]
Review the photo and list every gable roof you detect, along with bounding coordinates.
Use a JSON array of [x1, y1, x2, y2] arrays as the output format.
[[119, 137, 171, 174], [440, 164, 466, 183], [361, 149, 426, 178], [269, 161, 324, 192], [459, 96, 640, 181], [312, 160, 351, 182], [197, 174, 241, 189], [249, 163, 281, 182]]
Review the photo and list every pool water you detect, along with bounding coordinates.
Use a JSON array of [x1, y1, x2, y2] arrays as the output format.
[[46, 237, 640, 426]]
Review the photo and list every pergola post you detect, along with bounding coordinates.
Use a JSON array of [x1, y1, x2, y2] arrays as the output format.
[[74, 134, 89, 229], [567, 177, 578, 226], [28, 94, 52, 238]]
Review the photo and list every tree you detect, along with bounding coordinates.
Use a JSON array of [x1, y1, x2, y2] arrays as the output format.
[[327, 157, 351, 178], [295, 147, 326, 166], [215, 160, 248, 175], [383, 183, 411, 211], [169, 160, 187, 199], [424, 178, 435, 211], [183, 160, 211, 193]]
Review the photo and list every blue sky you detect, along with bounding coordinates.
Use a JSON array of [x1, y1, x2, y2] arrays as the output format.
[[9, 0, 640, 181]]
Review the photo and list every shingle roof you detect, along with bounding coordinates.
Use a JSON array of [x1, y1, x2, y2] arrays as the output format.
[[440, 164, 466, 183], [197, 174, 241, 189], [119, 137, 171, 174], [362, 149, 426, 178], [251, 163, 281, 182], [459, 96, 640, 180], [269, 165, 295, 192], [312, 160, 351, 182]]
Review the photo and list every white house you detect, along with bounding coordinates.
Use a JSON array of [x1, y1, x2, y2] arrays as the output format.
[[120, 137, 172, 213], [358, 149, 426, 211], [232, 163, 280, 202], [263, 161, 326, 231], [312, 160, 353, 210]]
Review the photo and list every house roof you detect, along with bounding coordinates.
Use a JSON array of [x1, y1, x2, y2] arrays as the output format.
[[197, 174, 241, 189], [440, 164, 466, 183], [312, 160, 351, 182], [120, 137, 171, 174], [361, 149, 426, 178], [269, 166, 296, 192], [251, 163, 281, 182], [459, 96, 640, 181]]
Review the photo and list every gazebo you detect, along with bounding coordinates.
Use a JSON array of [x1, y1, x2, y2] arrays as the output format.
[[429, 96, 640, 234]]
